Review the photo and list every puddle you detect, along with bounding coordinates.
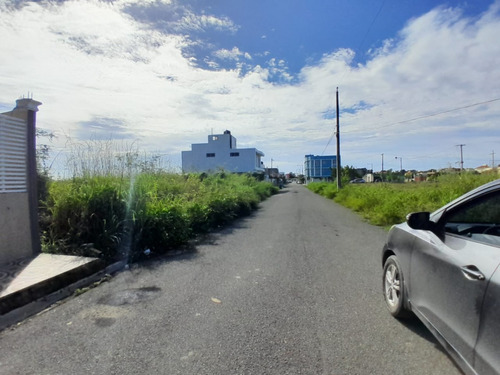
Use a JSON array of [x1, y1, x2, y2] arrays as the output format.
[[98, 286, 162, 306]]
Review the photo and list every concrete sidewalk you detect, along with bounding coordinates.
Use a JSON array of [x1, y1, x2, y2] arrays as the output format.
[[0, 254, 114, 330]]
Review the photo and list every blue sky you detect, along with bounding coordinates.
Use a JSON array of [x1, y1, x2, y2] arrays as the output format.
[[1, 0, 499, 175]]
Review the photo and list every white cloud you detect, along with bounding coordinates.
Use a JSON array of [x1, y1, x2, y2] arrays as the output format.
[[292, 3, 500, 171], [0, 0, 499, 174], [177, 11, 239, 33], [266, 58, 293, 82], [116, 0, 173, 5], [213, 47, 250, 61]]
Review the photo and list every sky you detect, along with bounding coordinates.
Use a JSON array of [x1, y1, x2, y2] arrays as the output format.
[[1, 0, 500, 176]]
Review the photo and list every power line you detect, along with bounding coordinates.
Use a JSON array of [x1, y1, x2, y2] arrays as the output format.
[[337, 0, 386, 87], [321, 132, 335, 155], [343, 97, 500, 134], [323, 0, 386, 155], [321, 97, 500, 154]]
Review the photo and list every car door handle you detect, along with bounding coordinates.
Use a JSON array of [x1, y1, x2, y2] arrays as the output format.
[[461, 266, 485, 281]]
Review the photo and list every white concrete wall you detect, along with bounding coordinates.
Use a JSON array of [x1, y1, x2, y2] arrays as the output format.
[[0, 99, 41, 265], [0, 193, 33, 264]]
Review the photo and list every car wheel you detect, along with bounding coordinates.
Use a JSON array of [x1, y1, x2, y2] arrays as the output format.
[[383, 255, 411, 318]]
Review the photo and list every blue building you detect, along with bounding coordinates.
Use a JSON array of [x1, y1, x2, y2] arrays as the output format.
[[304, 154, 338, 182]]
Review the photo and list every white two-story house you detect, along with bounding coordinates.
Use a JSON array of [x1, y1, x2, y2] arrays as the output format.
[[181, 130, 265, 173]]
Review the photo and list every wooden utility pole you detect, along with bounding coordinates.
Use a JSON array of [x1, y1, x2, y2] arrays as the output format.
[[381, 153, 384, 181], [336, 87, 341, 189]]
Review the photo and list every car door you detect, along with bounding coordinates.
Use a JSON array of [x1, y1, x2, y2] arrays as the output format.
[[474, 263, 500, 375], [408, 190, 500, 367]]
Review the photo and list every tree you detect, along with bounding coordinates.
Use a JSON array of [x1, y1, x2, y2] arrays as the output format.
[[331, 165, 361, 185], [36, 128, 55, 176]]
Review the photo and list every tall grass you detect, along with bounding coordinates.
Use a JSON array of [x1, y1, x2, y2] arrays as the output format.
[[40, 172, 278, 263], [308, 172, 499, 227], [38, 139, 278, 262]]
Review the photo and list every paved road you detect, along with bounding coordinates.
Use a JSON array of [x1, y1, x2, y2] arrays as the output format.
[[0, 184, 461, 375]]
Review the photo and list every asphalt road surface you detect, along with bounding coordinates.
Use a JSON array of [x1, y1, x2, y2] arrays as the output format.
[[0, 184, 462, 375]]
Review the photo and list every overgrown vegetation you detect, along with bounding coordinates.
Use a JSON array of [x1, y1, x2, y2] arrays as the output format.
[[35, 138, 278, 263], [39, 172, 278, 263], [308, 172, 500, 227]]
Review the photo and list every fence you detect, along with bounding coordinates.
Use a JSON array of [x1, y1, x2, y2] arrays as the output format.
[[0, 99, 41, 265], [0, 115, 27, 193]]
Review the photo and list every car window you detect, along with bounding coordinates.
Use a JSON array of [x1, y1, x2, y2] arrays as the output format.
[[444, 191, 500, 246]]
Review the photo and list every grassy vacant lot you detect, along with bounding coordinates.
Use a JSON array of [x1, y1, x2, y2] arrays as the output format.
[[40, 172, 278, 263], [307, 173, 499, 227]]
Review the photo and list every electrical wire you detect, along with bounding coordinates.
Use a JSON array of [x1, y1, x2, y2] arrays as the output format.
[[337, 0, 386, 87], [321, 96, 500, 156], [323, 0, 386, 154], [321, 0, 498, 154], [342, 97, 500, 134], [321, 132, 335, 155]]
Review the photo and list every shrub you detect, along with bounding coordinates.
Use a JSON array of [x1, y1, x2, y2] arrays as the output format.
[[42, 177, 128, 260], [308, 173, 499, 227], [307, 182, 328, 195], [41, 172, 277, 263], [185, 201, 211, 234], [136, 201, 190, 254]]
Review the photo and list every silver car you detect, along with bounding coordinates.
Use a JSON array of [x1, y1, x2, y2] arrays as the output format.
[[382, 179, 500, 375]]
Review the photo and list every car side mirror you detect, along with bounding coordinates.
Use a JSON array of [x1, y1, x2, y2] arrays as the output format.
[[406, 212, 432, 230]]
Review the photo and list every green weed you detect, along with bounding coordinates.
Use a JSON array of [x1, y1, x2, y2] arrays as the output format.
[[40, 172, 277, 263], [307, 172, 499, 227]]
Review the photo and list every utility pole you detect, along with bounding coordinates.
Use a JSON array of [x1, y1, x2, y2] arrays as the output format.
[[381, 153, 384, 181], [336, 87, 341, 189], [491, 150, 495, 168], [457, 144, 465, 172]]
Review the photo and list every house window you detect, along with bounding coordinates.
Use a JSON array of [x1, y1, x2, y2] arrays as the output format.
[[206, 153, 215, 157], [230, 152, 240, 157]]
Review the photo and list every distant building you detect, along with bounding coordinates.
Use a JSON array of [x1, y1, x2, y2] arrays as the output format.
[[304, 154, 338, 182], [264, 168, 280, 179], [475, 165, 491, 173], [182, 130, 265, 173], [364, 173, 375, 183], [475, 164, 500, 174], [264, 167, 283, 186]]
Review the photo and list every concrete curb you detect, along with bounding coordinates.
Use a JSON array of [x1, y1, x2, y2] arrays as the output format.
[[0, 260, 126, 331]]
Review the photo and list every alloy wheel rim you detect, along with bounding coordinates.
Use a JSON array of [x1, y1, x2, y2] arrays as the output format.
[[385, 264, 401, 308]]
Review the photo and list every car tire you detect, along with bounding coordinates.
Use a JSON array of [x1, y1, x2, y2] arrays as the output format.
[[383, 255, 411, 318]]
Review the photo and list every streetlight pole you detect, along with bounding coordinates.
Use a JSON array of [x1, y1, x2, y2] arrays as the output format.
[[395, 156, 402, 171]]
